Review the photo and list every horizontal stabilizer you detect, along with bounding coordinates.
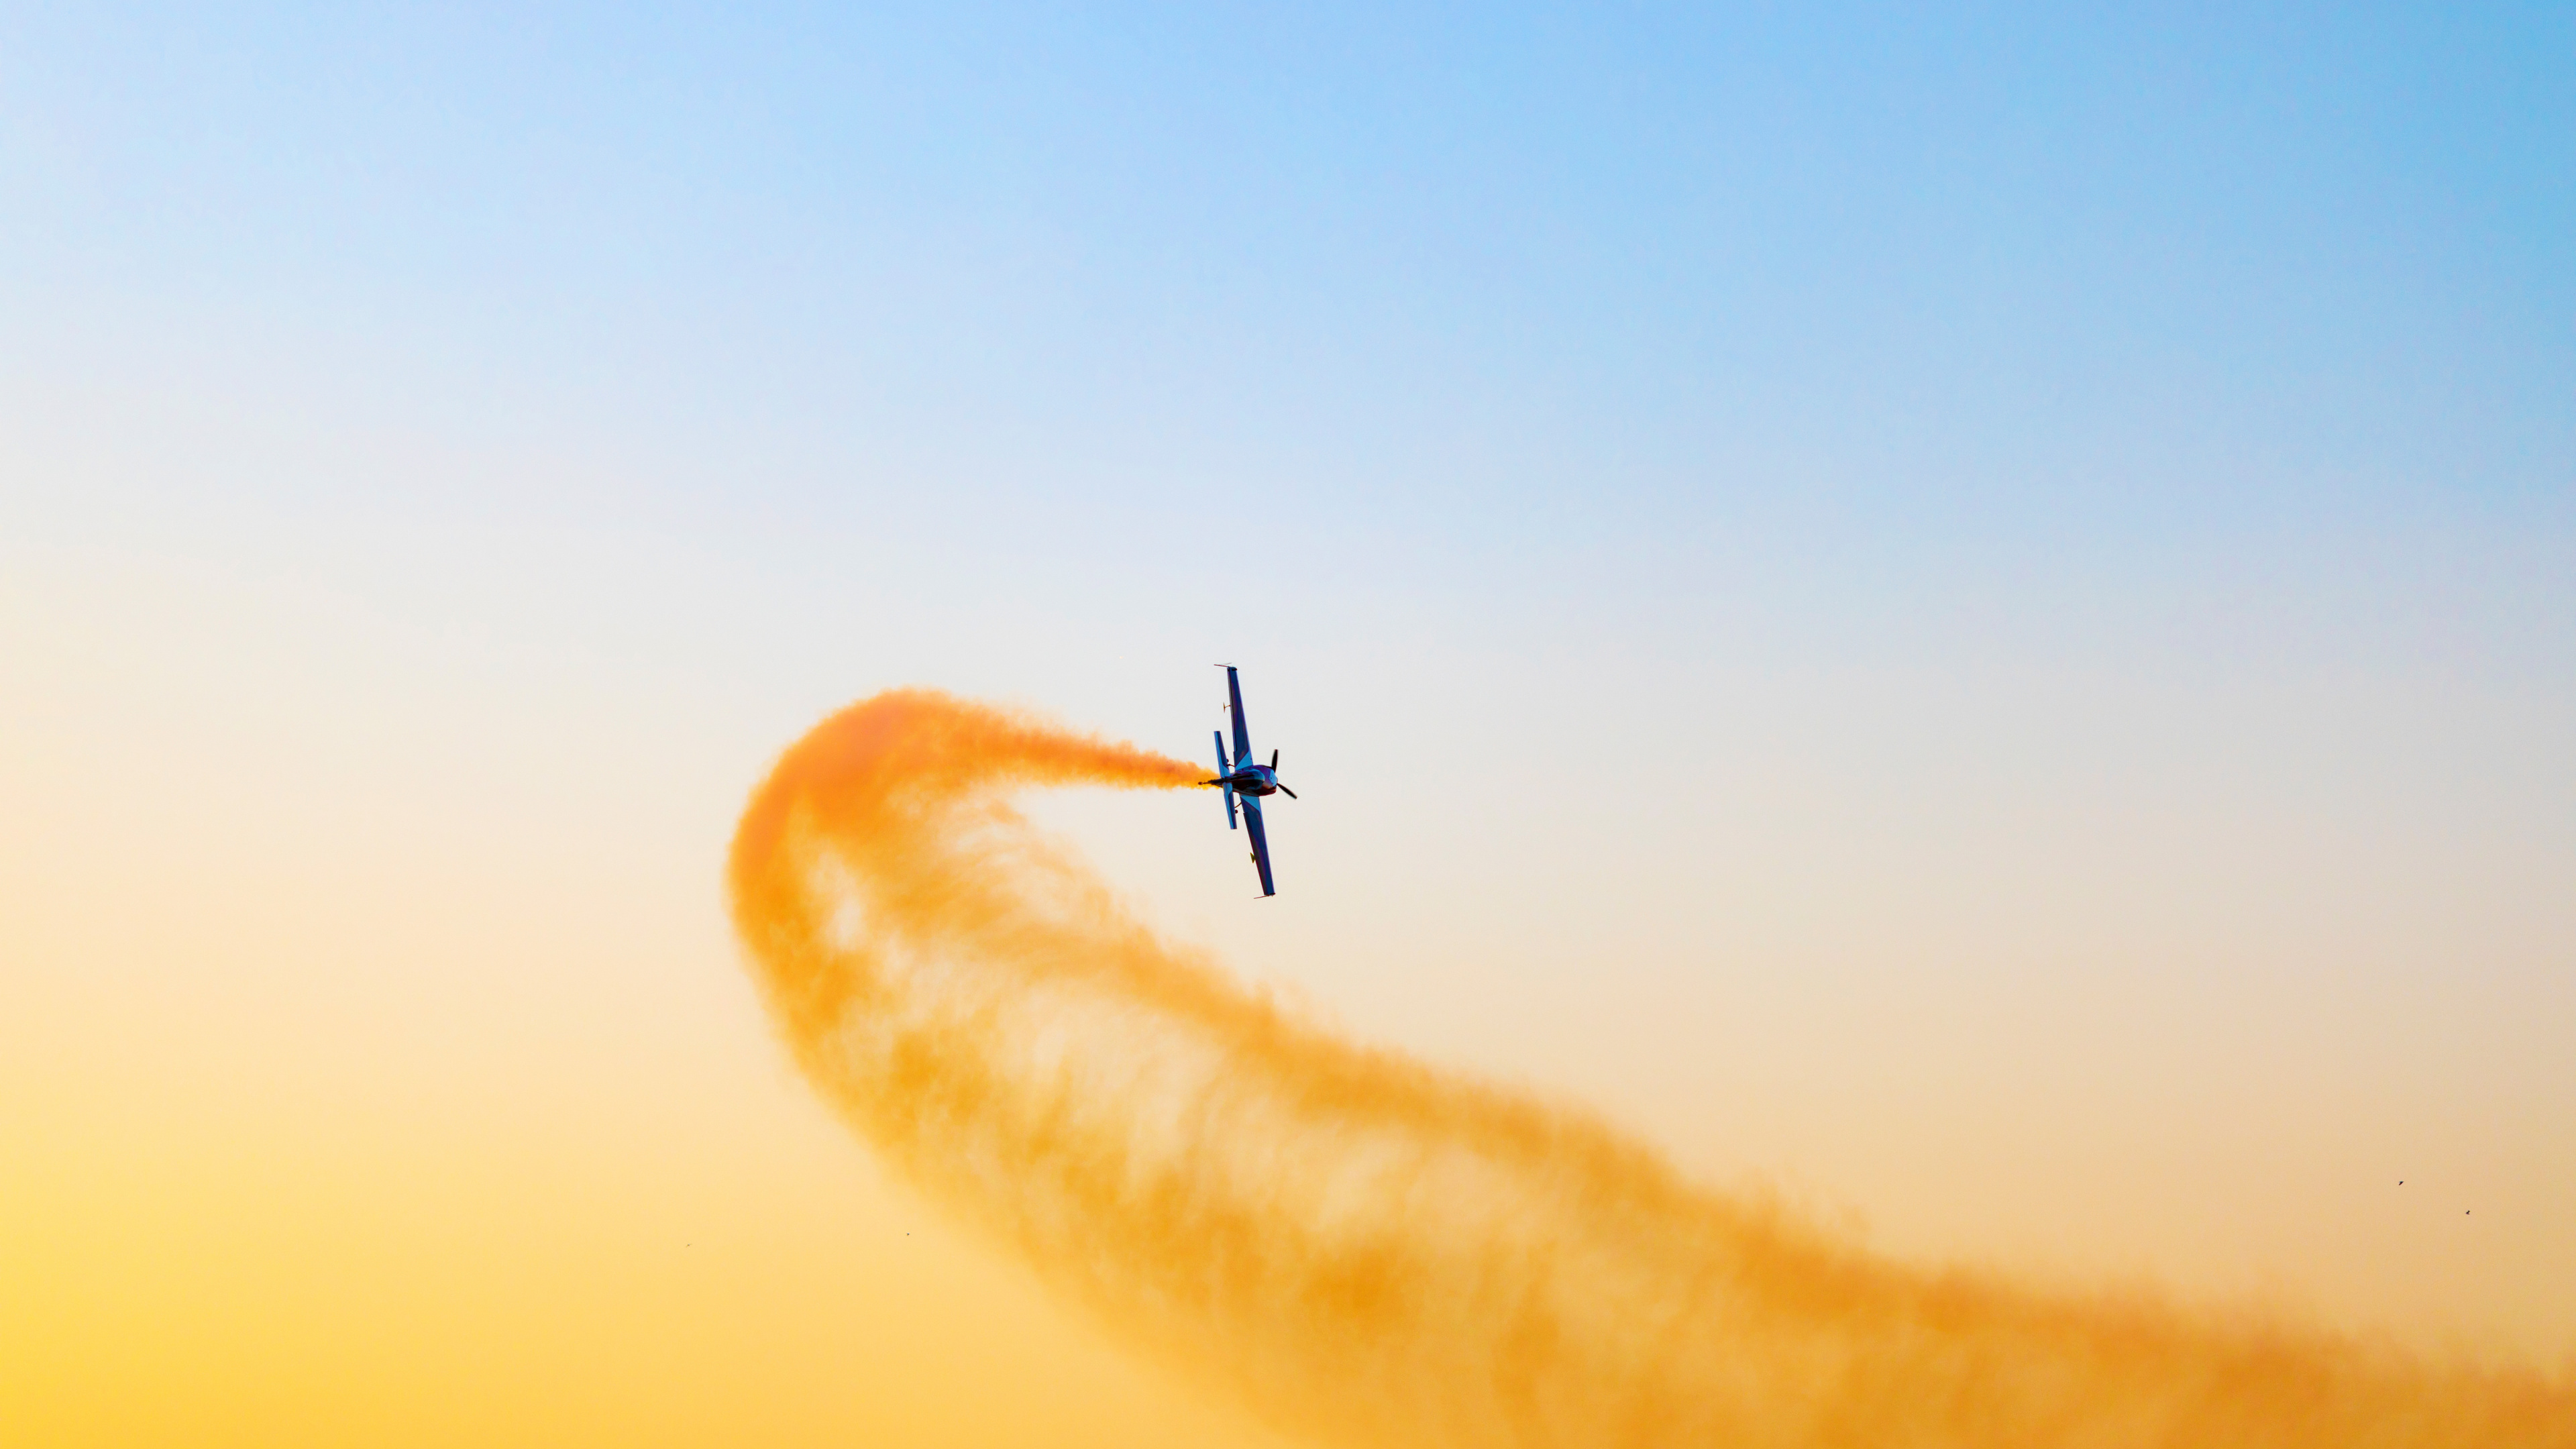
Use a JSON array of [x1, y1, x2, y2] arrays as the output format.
[[1214, 731, 1236, 829]]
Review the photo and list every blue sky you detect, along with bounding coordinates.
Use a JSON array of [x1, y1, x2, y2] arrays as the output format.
[[9, 2, 2568, 755], [10, 3, 2569, 545]]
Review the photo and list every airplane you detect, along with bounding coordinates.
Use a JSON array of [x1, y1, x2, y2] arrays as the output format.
[[1202, 665, 1295, 896]]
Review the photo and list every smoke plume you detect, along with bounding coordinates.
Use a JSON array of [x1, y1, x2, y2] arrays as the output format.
[[726, 689, 2574, 1448]]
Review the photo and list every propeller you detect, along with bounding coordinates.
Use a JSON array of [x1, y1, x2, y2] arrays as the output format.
[[1271, 749, 1298, 799]]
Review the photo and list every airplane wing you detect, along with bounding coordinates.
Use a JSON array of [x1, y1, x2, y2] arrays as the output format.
[[1240, 792, 1277, 896], [1225, 665, 1253, 769]]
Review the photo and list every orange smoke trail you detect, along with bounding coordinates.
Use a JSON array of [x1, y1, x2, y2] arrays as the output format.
[[727, 690, 2575, 1449]]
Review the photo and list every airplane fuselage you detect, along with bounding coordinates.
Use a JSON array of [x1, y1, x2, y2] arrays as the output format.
[[1224, 764, 1281, 798]]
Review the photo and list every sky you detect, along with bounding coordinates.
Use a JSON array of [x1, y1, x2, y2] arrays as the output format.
[[3, 3, 2572, 1445]]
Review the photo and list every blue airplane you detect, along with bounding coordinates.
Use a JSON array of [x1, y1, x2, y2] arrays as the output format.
[[1203, 665, 1295, 896]]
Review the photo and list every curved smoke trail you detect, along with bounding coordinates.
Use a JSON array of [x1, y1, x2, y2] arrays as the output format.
[[727, 690, 2573, 1449]]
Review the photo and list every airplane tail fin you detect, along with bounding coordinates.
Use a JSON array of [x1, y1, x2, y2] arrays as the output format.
[[1214, 731, 1238, 829]]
